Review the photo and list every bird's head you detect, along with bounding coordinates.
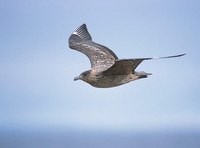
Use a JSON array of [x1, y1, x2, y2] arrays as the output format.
[[74, 70, 91, 82]]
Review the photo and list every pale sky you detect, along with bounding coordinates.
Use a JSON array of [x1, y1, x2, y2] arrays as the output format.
[[0, 0, 200, 131]]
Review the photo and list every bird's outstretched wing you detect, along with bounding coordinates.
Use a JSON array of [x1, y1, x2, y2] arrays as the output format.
[[69, 24, 118, 72], [103, 54, 185, 75]]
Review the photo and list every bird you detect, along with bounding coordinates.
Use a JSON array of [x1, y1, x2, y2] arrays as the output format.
[[68, 24, 185, 88]]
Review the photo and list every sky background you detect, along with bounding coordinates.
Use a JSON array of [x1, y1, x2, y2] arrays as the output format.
[[0, 0, 200, 132]]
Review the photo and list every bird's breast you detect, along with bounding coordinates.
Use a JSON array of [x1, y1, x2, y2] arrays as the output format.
[[87, 74, 139, 88]]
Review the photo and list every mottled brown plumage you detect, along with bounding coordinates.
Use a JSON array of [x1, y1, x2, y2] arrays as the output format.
[[68, 24, 185, 88]]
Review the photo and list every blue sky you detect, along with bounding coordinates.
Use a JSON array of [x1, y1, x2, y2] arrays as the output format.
[[0, 0, 200, 131]]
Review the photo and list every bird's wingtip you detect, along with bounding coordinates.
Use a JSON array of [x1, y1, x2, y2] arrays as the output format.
[[80, 23, 86, 27], [69, 23, 92, 43], [179, 53, 186, 56], [174, 53, 186, 58]]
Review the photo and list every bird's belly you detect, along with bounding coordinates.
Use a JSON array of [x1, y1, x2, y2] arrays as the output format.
[[91, 74, 138, 88]]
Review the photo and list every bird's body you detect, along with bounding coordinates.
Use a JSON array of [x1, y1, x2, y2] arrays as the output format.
[[76, 70, 141, 88], [68, 24, 185, 88]]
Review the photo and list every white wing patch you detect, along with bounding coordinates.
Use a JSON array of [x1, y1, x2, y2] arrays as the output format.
[[73, 31, 78, 35]]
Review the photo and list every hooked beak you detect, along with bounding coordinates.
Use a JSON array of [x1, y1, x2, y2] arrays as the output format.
[[74, 75, 82, 81]]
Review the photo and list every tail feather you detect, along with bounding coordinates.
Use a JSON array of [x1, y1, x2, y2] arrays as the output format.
[[135, 71, 152, 78]]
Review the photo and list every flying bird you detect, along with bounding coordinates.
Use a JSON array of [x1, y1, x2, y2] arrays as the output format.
[[68, 24, 185, 88]]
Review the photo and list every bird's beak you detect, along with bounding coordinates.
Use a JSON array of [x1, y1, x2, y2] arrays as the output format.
[[74, 75, 82, 81]]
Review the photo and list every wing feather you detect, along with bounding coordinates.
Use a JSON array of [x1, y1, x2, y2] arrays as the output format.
[[103, 54, 185, 75], [68, 24, 118, 72]]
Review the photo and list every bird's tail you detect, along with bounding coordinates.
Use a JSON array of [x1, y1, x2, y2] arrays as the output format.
[[135, 71, 152, 78]]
